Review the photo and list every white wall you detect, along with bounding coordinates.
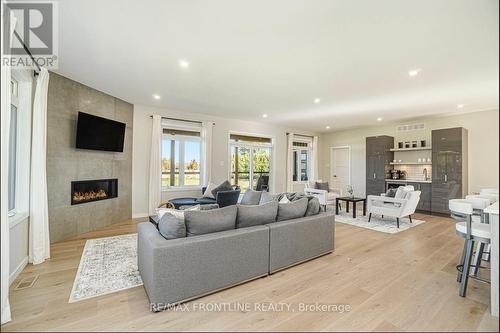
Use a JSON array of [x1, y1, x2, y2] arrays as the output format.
[[319, 109, 499, 197], [132, 105, 315, 217]]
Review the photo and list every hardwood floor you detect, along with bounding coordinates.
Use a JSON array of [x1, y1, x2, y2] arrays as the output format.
[[2, 213, 499, 332]]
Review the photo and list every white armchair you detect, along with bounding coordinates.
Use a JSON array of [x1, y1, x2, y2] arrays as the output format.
[[304, 180, 342, 212], [367, 186, 421, 228]]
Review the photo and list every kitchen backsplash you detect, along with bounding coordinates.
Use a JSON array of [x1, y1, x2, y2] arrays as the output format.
[[394, 165, 432, 181]]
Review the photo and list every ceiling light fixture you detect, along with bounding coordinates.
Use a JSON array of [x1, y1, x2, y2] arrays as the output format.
[[377, 117, 383, 121], [314, 98, 321, 104], [408, 69, 421, 77], [262, 114, 268, 118], [179, 59, 190, 68], [152, 94, 161, 100], [325, 125, 331, 129], [457, 104, 465, 109]]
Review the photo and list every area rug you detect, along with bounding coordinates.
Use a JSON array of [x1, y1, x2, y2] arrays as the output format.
[[69, 233, 143, 303], [335, 212, 425, 234]]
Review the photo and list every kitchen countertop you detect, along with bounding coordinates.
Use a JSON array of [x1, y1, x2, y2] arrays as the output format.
[[385, 179, 432, 183]]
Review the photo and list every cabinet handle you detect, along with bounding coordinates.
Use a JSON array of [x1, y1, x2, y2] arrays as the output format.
[[373, 173, 376, 179], [444, 174, 447, 183]]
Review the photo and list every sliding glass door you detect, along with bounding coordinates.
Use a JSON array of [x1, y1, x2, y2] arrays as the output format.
[[230, 134, 273, 193]]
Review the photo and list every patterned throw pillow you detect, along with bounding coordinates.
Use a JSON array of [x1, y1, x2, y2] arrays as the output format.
[[385, 188, 397, 198]]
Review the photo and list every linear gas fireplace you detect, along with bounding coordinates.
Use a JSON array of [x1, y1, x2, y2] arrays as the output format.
[[71, 179, 118, 205]]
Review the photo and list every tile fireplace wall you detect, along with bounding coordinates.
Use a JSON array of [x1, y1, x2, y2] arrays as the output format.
[[46, 73, 133, 243]]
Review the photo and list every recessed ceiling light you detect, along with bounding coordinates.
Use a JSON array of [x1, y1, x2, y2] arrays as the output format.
[[457, 104, 465, 109], [408, 69, 421, 77], [152, 94, 161, 100], [313, 98, 321, 104], [325, 125, 331, 129], [262, 114, 268, 118], [179, 59, 190, 68], [377, 117, 383, 121]]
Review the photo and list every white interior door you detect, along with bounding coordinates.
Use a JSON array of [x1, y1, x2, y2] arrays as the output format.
[[330, 147, 350, 194]]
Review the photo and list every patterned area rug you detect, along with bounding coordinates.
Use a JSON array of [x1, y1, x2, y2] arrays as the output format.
[[69, 234, 143, 303], [335, 211, 425, 234]]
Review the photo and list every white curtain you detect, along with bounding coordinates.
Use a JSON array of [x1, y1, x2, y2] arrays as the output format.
[[29, 68, 50, 265], [201, 121, 213, 185], [0, 9, 16, 325], [148, 115, 162, 215], [286, 133, 294, 192], [311, 136, 319, 181]]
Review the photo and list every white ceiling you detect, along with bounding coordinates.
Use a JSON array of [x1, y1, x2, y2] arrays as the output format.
[[55, 0, 499, 132]]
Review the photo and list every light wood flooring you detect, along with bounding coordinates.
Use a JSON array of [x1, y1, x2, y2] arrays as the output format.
[[2, 213, 499, 332]]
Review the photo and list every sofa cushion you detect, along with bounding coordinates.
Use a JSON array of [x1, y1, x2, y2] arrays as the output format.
[[185, 205, 237, 236], [315, 182, 329, 191], [240, 189, 262, 205], [305, 197, 321, 216], [180, 203, 219, 210], [236, 201, 278, 228], [277, 197, 309, 221], [211, 180, 233, 198], [158, 213, 187, 240]]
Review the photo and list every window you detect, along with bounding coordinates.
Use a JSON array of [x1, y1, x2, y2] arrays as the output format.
[[162, 128, 202, 188], [230, 133, 273, 193], [292, 140, 311, 182], [8, 79, 19, 215]]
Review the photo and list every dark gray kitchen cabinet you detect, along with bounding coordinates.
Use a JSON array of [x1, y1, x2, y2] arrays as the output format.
[[431, 127, 468, 214], [366, 136, 394, 196], [408, 182, 432, 212]]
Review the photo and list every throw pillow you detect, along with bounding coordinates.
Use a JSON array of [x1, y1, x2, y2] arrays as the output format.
[[304, 197, 321, 216], [203, 183, 217, 199], [158, 213, 187, 240], [184, 205, 237, 237], [277, 197, 309, 221], [240, 189, 263, 205], [279, 195, 290, 204], [385, 188, 397, 198], [156, 207, 186, 220], [315, 182, 329, 191], [211, 180, 233, 198], [259, 191, 274, 204], [236, 201, 278, 228]]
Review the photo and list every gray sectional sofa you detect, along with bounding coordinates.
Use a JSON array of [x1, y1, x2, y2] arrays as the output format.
[[138, 197, 335, 311]]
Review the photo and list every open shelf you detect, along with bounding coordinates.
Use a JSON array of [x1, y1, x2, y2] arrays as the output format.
[[390, 147, 432, 152], [390, 162, 432, 165]]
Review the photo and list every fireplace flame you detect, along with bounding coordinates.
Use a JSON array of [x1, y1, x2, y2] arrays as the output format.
[[73, 189, 108, 202]]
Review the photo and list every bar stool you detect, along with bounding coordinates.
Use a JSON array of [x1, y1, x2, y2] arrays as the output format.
[[450, 199, 491, 297]]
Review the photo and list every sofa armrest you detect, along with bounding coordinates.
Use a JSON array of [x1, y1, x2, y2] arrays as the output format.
[[367, 195, 407, 205]]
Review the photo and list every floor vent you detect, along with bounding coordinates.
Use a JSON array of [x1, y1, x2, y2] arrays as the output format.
[[397, 123, 425, 132], [14, 275, 39, 290]]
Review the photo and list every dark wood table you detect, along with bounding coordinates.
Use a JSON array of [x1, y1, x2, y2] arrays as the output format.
[[335, 197, 367, 218]]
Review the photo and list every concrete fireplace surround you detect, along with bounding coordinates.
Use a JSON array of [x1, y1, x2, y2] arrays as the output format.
[[47, 72, 133, 243]]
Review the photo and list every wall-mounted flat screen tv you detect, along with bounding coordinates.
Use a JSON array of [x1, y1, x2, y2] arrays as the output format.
[[76, 112, 126, 152]]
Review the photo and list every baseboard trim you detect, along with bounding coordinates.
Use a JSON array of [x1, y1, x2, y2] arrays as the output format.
[[132, 213, 149, 219], [10, 256, 28, 285]]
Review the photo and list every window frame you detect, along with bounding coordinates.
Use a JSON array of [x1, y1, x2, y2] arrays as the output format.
[[228, 131, 275, 193], [292, 138, 312, 184], [161, 133, 203, 190], [8, 70, 33, 226]]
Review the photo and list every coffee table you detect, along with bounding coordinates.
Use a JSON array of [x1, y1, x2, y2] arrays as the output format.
[[335, 197, 367, 218]]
